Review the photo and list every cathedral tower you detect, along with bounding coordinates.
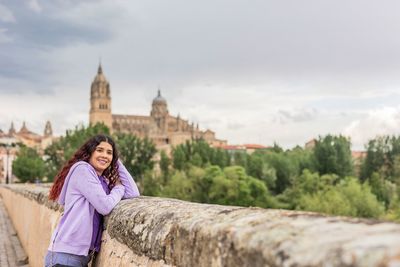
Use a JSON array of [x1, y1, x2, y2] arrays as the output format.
[[150, 90, 169, 133], [44, 121, 53, 137], [89, 63, 112, 130]]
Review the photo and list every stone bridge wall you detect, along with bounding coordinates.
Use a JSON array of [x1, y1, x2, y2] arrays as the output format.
[[1, 184, 400, 267]]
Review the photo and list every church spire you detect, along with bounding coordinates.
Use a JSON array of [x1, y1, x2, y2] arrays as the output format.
[[8, 122, 15, 135], [20, 121, 28, 133], [44, 121, 53, 137], [98, 62, 103, 74]]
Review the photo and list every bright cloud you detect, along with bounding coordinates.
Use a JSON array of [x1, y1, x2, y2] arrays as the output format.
[[0, 3, 15, 22], [0, 28, 12, 43], [343, 107, 400, 150], [26, 0, 42, 13]]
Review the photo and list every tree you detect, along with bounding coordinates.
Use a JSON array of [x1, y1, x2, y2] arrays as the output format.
[[278, 169, 338, 209], [171, 140, 232, 170], [313, 135, 353, 177], [367, 172, 397, 208], [233, 151, 247, 168], [113, 133, 157, 186], [191, 153, 203, 167], [211, 149, 231, 168], [172, 146, 186, 170], [246, 153, 277, 189], [361, 136, 390, 181], [163, 171, 194, 201], [13, 147, 45, 183], [263, 152, 297, 194], [361, 136, 400, 183], [159, 150, 171, 183], [208, 166, 275, 208], [298, 177, 384, 218], [142, 171, 163, 196]]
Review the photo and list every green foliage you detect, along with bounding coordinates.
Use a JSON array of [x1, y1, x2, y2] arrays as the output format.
[[263, 151, 298, 194], [12, 147, 45, 183], [172, 146, 185, 170], [246, 153, 277, 190], [142, 171, 163, 196], [159, 150, 171, 183], [285, 146, 315, 173], [313, 135, 353, 177], [367, 172, 397, 207], [156, 164, 276, 208], [172, 140, 231, 170], [384, 193, 400, 222], [232, 151, 247, 168], [114, 133, 157, 184], [271, 142, 284, 153], [208, 166, 274, 208], [163, 171, 194, 201], [300, 189, 354, 216], [278, 169, 338, 209], [298, 177, 385, 218], [186, 166, 208, 202], [361, 136, 400, 183], [211, 149, 231, 168]]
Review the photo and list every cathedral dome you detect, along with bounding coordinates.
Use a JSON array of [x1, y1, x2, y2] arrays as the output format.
[[152, 90, 167, 105]]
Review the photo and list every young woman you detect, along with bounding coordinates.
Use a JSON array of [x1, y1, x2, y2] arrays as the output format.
[[44, 134, 140, 267]]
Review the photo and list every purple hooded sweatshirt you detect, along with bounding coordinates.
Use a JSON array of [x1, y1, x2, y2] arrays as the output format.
[[48, 160, 140, 256]]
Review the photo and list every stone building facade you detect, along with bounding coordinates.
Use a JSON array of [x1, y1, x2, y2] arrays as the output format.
[[89, 64, 226, 149], [0, 121, 54, 183]]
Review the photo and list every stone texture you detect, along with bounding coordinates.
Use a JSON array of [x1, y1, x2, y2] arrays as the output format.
[[2, 184, 400, 267], [95, 231, 171, 267], [0, 195, 28, 266], [106, 197, 400, 267]]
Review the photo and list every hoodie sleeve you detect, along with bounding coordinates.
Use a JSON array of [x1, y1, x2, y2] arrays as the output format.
[[117, 160, 140, 199], [71, 163, 125, 215]]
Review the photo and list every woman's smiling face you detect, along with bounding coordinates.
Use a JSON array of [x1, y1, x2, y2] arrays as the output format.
[[89, 141, 113, 175]]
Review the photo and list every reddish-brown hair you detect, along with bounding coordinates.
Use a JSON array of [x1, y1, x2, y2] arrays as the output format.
[[49, 134, 120, 201]]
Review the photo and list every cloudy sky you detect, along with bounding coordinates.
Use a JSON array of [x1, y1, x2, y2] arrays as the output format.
[[1, 0, 400, 150]]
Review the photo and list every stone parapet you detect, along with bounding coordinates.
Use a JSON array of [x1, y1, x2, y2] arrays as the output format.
[[1, 184, 400, 267]]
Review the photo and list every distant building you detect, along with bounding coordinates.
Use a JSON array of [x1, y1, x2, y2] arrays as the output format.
[[0, 121, 55, 183], [215, 144, 270, 154], [89, 64, 226, 150], [352, 150, 367, 176], [305, 138, 367, 175], [305, 138, 317, 150], [243, 144, 270, 154]]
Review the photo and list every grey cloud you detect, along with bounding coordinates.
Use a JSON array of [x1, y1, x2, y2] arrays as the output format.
[[0, 3, 15, 22], [227, 122, 246, 130], [26, 0, 42, 13], [275, 108, 319, 124], [3, 0, 119, 48], [0, 28, 12, 43]]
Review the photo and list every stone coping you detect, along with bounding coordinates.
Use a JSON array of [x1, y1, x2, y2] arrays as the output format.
[[2, 184, 400, 267]]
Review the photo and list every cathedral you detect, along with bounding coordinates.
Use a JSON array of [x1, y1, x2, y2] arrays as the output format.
[[0, 121, 54, 152], [89, 64, 226, 150]]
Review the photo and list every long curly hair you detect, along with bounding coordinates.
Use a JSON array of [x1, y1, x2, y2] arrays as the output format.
[[49, 134, 120, 201]]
